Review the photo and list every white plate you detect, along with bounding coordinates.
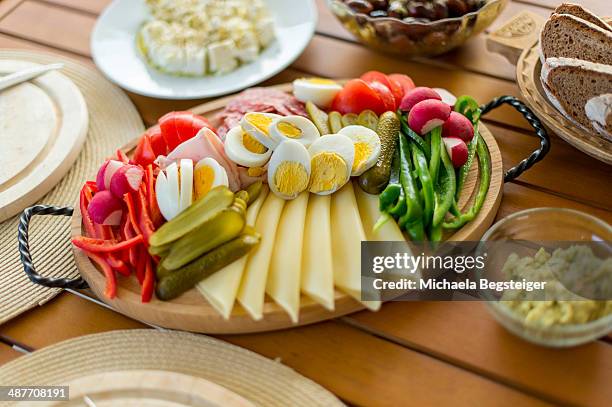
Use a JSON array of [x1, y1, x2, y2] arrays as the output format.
[[91, 0, 317, 100]]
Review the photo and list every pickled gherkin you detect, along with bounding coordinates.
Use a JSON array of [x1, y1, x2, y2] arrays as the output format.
[[149, 186, 234, 249], [245, 181, 263, 205], [341, 113, 358, 127], [306, 101, 330, 135], [357, 110, 379, 131], [161, 194, 248, 271], [328, 111, 343, 133], [156, 228, 261, 301]]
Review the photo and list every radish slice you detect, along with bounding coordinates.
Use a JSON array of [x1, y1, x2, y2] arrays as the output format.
[[179, 159, 193, 212], [96, 160, 124, 191], [110, 165, 144, 198], [87, 190, 123, 225], [408, 99, 451, 135], [443, 137, 469, 168], [433, 88, 457, 107]]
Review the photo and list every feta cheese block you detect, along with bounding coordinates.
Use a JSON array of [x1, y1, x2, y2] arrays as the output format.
[[266, 192, 309, 323], [196, 186, 269, 319], [330, 182, 381, 310], [301, 194, 335, 311], [208, 40, 238, 74], [237, 193, 285, 320]]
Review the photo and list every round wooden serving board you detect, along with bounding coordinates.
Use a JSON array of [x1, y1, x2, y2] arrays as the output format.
[[71, 83, 503, 334], [0, 60, 88, 222], [487, 12, 612, 165], [31, 370, 254, 407]]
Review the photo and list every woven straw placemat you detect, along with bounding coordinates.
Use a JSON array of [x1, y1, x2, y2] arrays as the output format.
[[0, 330, 344, 407], [0, 50, 144, 324]]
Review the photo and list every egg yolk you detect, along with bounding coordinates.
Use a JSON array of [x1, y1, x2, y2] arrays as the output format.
[[352, 141, 373, 173], [273, 162, 309, 197], [277, 121, 303, 138], [246, 114, 273, 135], [306, 78, 338, 86], [309, 152, 348, 193], [194, 165, 215, 200], [242, 132, 267, 154], [247, 166, 266, 177]]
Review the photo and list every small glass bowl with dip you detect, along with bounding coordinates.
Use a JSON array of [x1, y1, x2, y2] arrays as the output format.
[[477, 207, 612, 347]]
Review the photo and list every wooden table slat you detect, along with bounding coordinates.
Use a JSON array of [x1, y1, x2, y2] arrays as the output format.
[[345, 302, 612, 407]]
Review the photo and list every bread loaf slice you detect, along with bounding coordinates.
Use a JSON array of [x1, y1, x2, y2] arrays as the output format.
[[539, 14, 612, 65], [541, 57, 612, 141], [553, 3, 612, 32]]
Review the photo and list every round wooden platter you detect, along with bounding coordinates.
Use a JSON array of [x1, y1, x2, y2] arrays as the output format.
[[71, 83, 503, 334], [32, 370, 254, 407], [0, 59, 88, 222], [487, 12, 612, 165]]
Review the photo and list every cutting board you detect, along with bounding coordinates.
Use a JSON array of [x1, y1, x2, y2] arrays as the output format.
[[31, 370, 254, 407], [486, 11, 612, 165], [0, 60, 88, 221], [71, 83, 503, 334]]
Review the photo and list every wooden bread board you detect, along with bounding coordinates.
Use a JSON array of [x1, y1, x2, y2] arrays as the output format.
[[32, 370, 254, 407], [487, 12, 612, 165], [0, 60, 88, 222], [71, 83, 503, 334]]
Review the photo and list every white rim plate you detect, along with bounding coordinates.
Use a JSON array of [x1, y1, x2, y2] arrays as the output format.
[[91, 0, 317, 99]]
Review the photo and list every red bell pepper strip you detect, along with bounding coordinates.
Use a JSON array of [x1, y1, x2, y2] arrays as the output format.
[[133, 135, 156, 167], [141, 256, 155, 303], [80, 188, 96, 238], [72, 235, 143, 253], [116, 149, 130, 164], [87, 252, 117, 299], [136, 188, 156, 245], [124, 193, 142, 236], [135, 246, 146, 285], [146, 165, 163, 227]]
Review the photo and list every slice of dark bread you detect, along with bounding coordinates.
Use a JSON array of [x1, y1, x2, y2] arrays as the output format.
[[554, 3, 612, 32], [541, 57, 612, 140], [540, 14, 612, 65]]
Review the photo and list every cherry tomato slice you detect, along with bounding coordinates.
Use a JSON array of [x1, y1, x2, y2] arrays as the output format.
[[173, 112, 195, 142], [144, 124, 166, 156], [368, 81, 396, 113], [388, 74, 416, 95], [331, 79, 386, 115], [361, 71, 402, 108], [133, 135, 156, 167], [191, 114, 216, 136]]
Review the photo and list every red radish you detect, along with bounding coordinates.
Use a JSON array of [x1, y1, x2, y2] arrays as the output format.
[[443, 137, 469, 168], [110, 165, 144, 198], [433, 88, 457, 107], [400, 87, 441, 112], [96, 160, 124, 191], [442, 111, 474, 142], [408, 99, 451, 135], [87, 190, 123, 225]]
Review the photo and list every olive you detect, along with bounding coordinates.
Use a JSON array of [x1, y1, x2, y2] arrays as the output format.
[[370, 9, 389, 17], [346, 0, 374, 14], [369, 0, 389, 10], [446, 0, 468, 17], [388, 0, 409, 19], [432, 0, 449, 20], [407, 2, 437, 20]]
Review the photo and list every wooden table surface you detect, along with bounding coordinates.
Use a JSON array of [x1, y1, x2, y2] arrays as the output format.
[[0, 0, 611, 405]]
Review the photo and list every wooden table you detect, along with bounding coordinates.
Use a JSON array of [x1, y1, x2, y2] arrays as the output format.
[[0, 0, 611, 405]]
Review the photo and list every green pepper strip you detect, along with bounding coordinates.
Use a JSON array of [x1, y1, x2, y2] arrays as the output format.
[[443, 137, 491, 229], [432, 138, 456, 227], [410, 141, 434, 227], [428, 127, 442, 187], [456, 123, 480, 200], [398, 133, 425, 241], [375, 145, 406, 231], [454, 95, 481, 124], [399, 111, 430, 160]]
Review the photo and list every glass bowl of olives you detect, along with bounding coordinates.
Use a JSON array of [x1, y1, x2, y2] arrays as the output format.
[[327, 0, 508, 56]]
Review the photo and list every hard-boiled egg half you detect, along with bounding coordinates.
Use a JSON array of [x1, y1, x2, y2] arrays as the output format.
[[267, 140, 311, 200], [156, 159, 193, 221], [293, 78, 342, 109], [269, 115, 320, 147], [338, 125, 381, 176], [194, 157, 229, 201], [224, 126, 271, 168], [240, 112, 281, 150], [308, 134, 355, 195]]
